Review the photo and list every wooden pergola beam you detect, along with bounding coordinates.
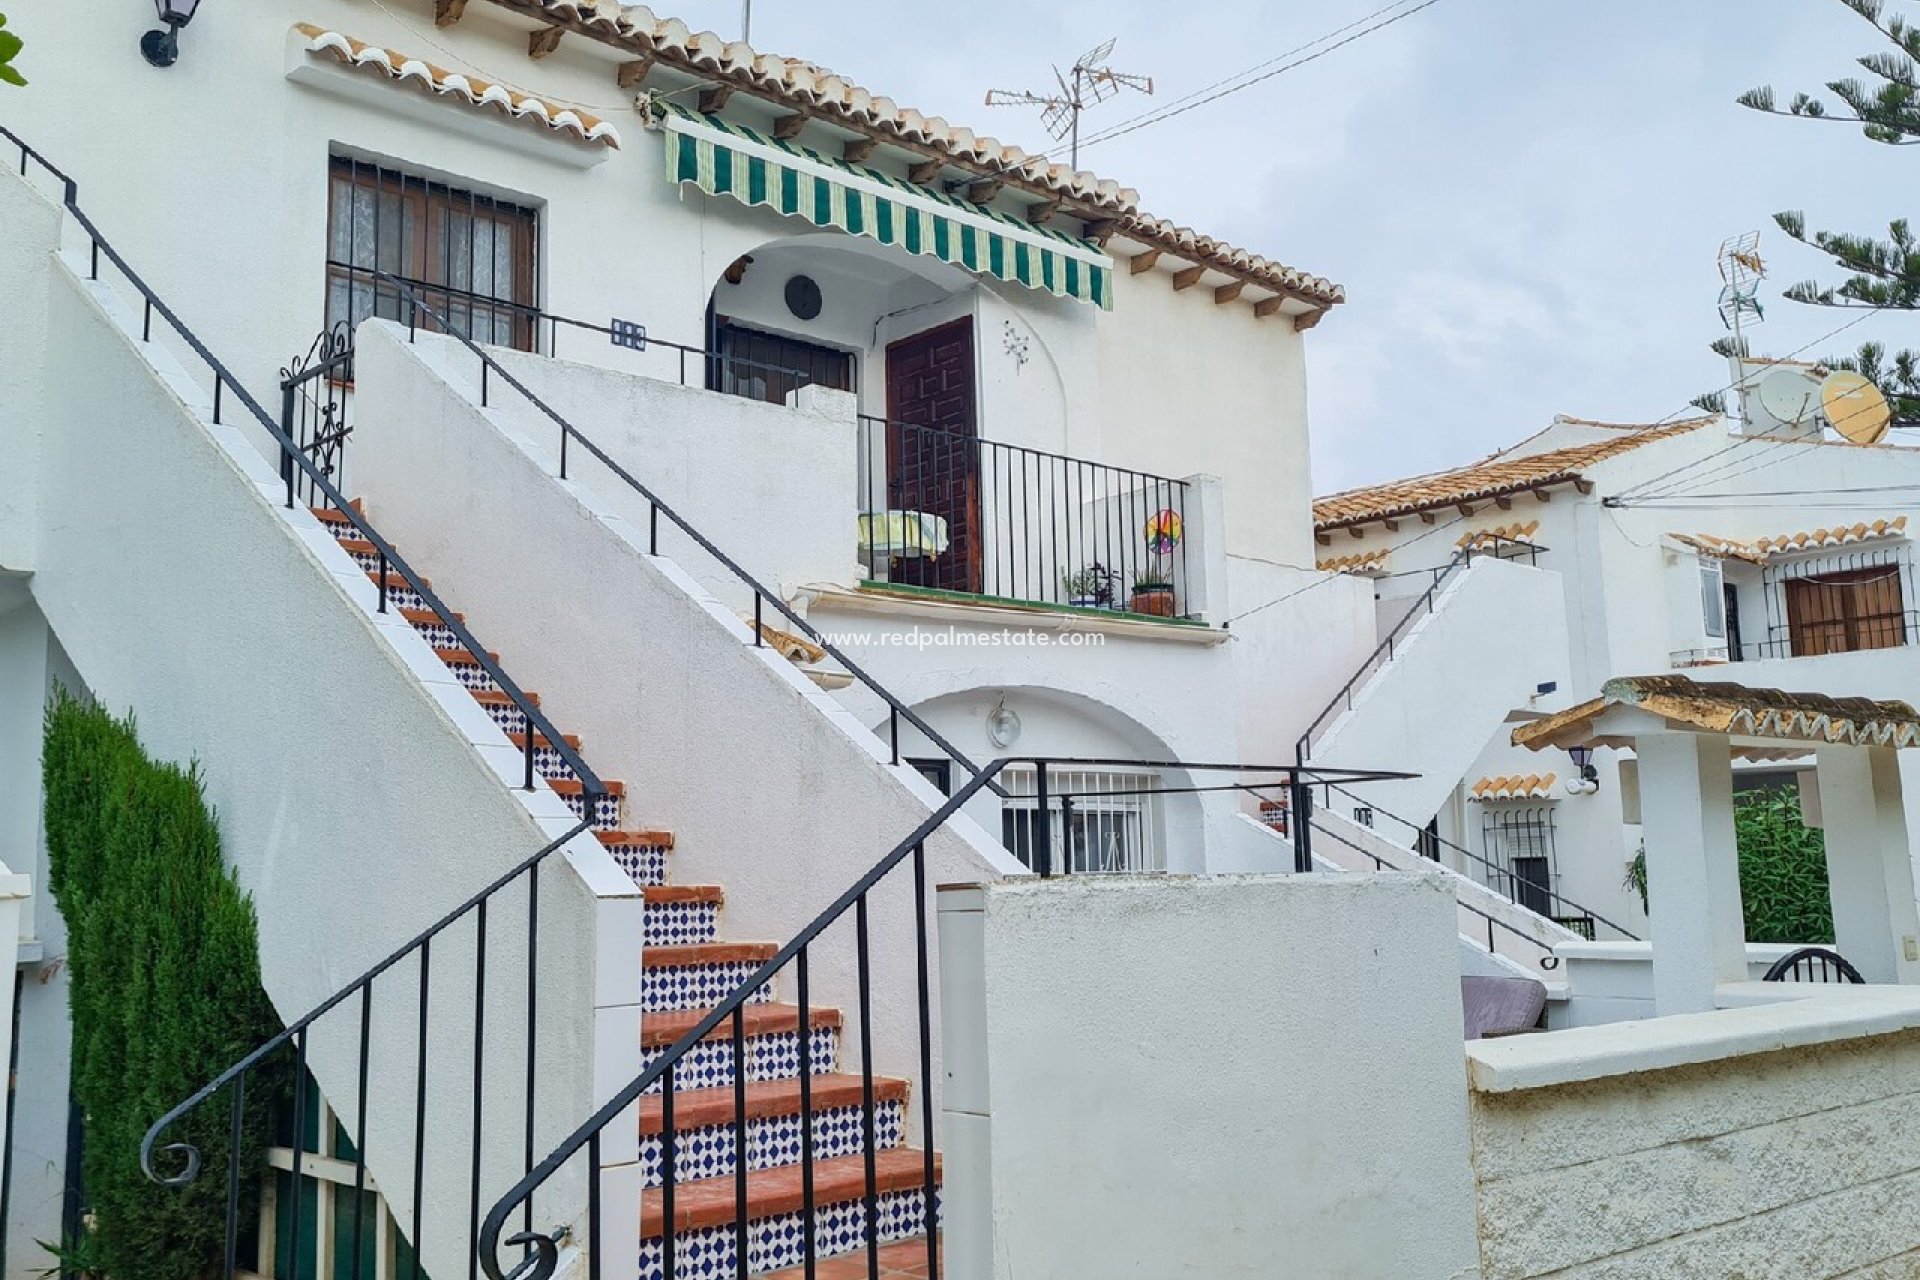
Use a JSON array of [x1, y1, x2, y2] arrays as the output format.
[[527, 25, 564, 59], [1171, 265, 1206, 292], [616, 57, 653, 89], [436, 0, 469, 27], [1130, 249, 1161, 275]]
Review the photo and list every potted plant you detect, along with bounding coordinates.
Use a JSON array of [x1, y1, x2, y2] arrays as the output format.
[[1061, 562, 1117, 610], [1129, 571, 1177, 616]]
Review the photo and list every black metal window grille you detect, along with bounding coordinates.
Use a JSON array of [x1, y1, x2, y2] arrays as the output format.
[[1479, 804, 1559, 917], [707, 318, 855, 405], [999, 767, 1165, 874], [1755, 545, 1917, 659], [325, 156, 539, 351]]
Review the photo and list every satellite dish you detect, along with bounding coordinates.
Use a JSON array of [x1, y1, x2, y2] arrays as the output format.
[[1754, 367, 1820, 426], [1821, 369, 1893, 445]]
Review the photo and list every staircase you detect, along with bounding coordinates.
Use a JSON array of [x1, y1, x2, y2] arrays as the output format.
[[314, 505, 938, 1278]]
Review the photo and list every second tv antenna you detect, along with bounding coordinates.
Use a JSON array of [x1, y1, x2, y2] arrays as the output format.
[[986, 39, 1153, 169]]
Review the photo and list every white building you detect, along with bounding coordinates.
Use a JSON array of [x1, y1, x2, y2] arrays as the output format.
[[1305, 388, 1920, 1016]]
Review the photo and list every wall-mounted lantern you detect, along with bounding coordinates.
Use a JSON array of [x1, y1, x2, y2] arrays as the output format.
[[1566, 744, 1601, 795], [141, 0, 202, 68]]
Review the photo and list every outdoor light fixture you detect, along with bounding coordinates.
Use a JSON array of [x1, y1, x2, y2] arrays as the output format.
[[1565, 744, 1601, 795], [986, 698, 1022, 750], [141, 0, 202, 68]]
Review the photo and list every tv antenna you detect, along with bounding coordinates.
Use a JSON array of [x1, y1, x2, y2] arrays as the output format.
[[985, 39, 1154, 170], [1716, 231, 1766, 343]]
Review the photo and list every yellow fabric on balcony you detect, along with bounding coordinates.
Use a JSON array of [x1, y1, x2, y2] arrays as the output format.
[[859, 511, 950, 559]]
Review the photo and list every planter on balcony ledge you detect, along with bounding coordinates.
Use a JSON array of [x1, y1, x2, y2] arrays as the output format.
[[1129, 583, 1177, 617]]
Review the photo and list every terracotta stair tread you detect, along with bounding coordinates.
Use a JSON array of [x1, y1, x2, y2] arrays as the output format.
[[759, 1236, 938, 1280], [432, 646, 500, 666], [398, 606, 463, 627], [644, 885, 720, 905], [641, 1148, 940, 1237], [506, 730, 583, 751], [642, 1003, 840, 1051], [367, 569, 429, 592], [596, 828, 674, 848], [643, 942, 777, 968], [638, 1073, 910, 1136], [550, 777, 626, 797], [470, 688, 540, 708]]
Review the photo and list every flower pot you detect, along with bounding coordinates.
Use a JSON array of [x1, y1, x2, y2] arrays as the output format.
[[1129, 585, 1176, 617]]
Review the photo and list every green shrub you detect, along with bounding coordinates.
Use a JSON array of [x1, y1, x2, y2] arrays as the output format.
[[1735, 788, 1834, 945], [1621, 791, 1834, 945], [43, 690, 285, 1280]]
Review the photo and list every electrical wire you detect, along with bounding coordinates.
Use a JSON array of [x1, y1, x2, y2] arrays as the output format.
[[1053, 0, 1452, 159]]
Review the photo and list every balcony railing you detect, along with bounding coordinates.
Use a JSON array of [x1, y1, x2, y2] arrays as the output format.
[[857, 415, 1194, 620]]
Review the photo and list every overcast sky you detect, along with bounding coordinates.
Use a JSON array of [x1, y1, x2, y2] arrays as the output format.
[[670, 0, 1912, 493]]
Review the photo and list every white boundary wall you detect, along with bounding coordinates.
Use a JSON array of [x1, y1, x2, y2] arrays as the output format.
[[3, 168, 642, 1280], [1468, 988, 1920, 1278]]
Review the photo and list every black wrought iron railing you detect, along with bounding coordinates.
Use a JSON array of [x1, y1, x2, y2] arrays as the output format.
[[377, 274, 992, 789], [474, 756, 1404, 1280], [0, 125, 611, 1280], [1762, 946, 1867, 984], [1312, 780, 1640, 943], [1304, 817, 1568, 970], [280, 323, 355, 510], [856, 416, 1194, 619]]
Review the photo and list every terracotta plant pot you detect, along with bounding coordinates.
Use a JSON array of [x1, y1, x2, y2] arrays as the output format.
[[1130, 586, 1176, 617]]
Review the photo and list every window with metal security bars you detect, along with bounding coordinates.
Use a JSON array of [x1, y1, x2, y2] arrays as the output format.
[[1479, 805, 1558, 917], [325, 156, 539, 351], [999, 768, 1166, 874], [708, 317, 856, 406], [1783, 564, 1908, 656]]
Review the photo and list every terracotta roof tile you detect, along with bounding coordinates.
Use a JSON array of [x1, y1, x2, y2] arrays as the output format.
[[1457, 520, 1542, 550], [1514, 675, 1920, 753], [1314, 418, 1717, 532], [1469, 773, 1558, 802], [1316, 547, 1392, 575], [1668, 517, 1908, 565], [297, 24, 621, 146], [482, 2, 1341, 307]]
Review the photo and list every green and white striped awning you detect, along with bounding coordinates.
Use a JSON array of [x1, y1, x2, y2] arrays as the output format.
[[654, 100, 1113, 309]]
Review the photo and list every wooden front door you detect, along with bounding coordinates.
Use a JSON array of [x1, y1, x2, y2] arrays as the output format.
[[885, 318, 980, 592]]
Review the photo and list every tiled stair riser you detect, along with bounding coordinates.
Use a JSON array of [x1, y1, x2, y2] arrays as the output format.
[[374, 581, 432, 614], [642, 1028, 839, 1095], [644, 901, 719, 948], [406, 617, 462, 650], [478, 700, 530, 736], [637, 1189, 937, 1280], [639, 1101, 906, 1188], [607, 843, 670, 888], [644, 962, 776, 1013], [559, 789, 625, 830], [441, 660, 499, 694]]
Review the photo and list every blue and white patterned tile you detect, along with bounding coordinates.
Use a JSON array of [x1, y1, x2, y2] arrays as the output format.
[[636, 1188, 938, 1280], [642, 961, 776, 1013], [638, 1100, 906, 1187], [608, 843, 670, 888], [477, 699, 529, 736], [559, 789, 623, 830], [406, 615, 461, 650], [644, 901, 719, 948], [642, 1027, 838, 1095]]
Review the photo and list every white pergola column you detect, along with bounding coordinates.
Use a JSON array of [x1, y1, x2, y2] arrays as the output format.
[[1815, 746, 1920, 984], [1637, 730, 1747, 1014]]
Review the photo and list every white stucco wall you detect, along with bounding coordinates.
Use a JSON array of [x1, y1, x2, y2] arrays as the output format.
[[0, 0, 1323, 573], [13, 221, 636, 1278], [350, 325, 1021, 1148], [1311, 557, 1571, 825], [937, 873, 1483, 1280], [1467, 989, 1920, 1278]]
